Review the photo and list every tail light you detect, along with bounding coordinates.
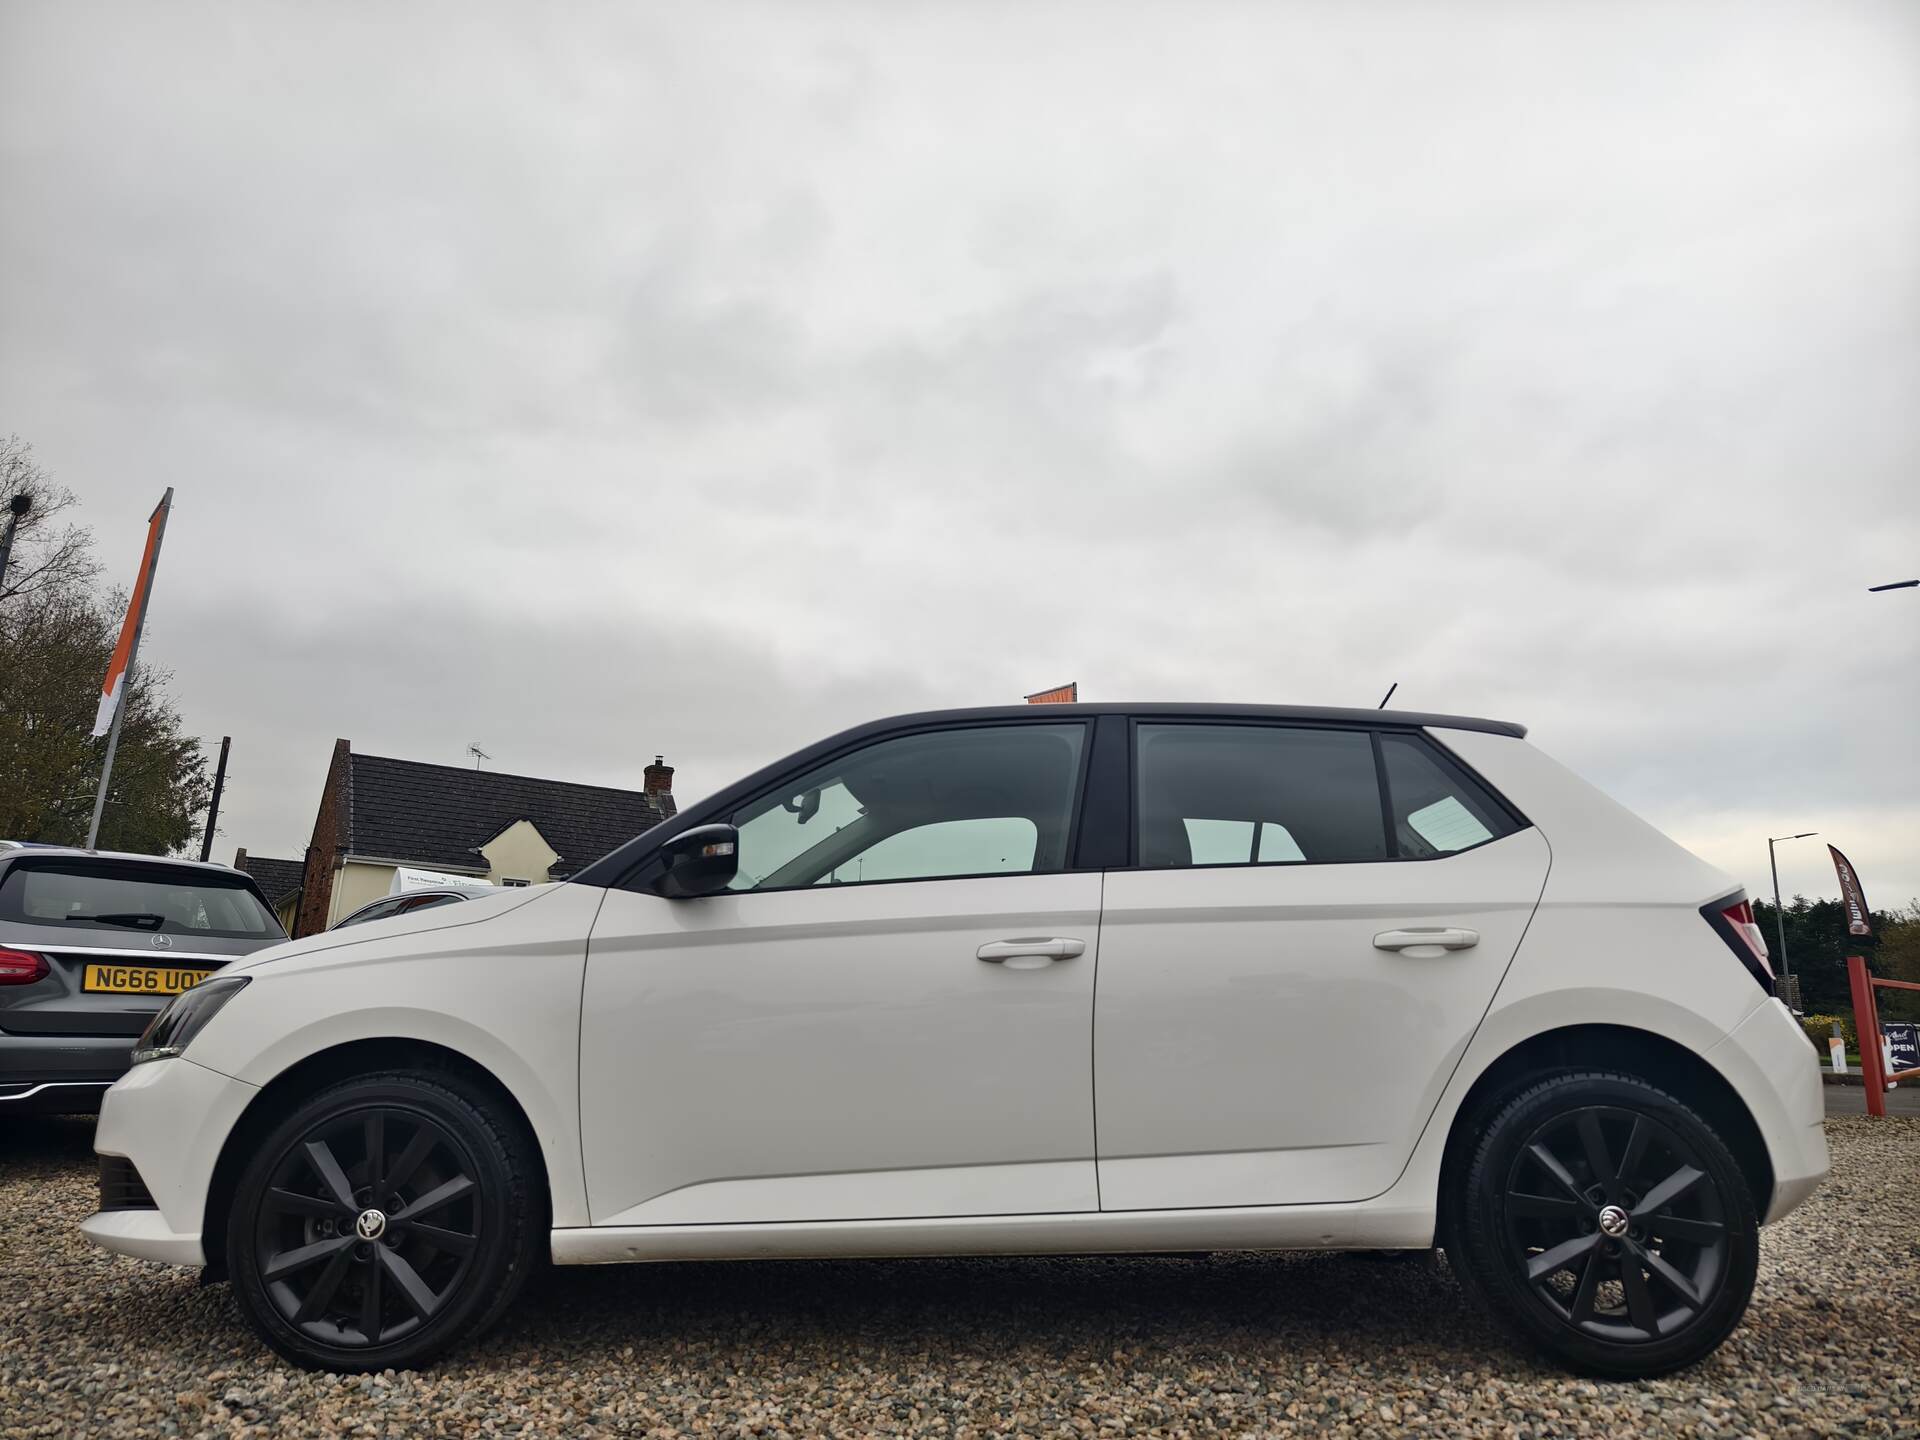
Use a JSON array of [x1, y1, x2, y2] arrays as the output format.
[[0, 948, 49, 985], [1700, 893, 1774, 993]]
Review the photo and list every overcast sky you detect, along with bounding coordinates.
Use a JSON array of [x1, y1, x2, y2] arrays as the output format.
[[3, 0, 1916, 908]]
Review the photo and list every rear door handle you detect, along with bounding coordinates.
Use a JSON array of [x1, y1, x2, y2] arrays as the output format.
[[977, 937, 1087, 969], [1373, 927, 1480, 954]]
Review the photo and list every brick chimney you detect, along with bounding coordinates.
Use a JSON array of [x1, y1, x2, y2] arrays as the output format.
[[643, 755, 674, 799], [643, 755, 676, 818]]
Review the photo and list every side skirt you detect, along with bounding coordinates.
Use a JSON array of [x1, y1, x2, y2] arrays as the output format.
[[551, 1199, 1437, 1266]]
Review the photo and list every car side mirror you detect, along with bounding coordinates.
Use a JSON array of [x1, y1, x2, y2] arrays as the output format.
[[653, 824, 739, 898]]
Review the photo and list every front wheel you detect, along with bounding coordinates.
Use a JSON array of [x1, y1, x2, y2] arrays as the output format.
[[226, 1070, 542, 1371], [1448, 1070, 1759, 1378]]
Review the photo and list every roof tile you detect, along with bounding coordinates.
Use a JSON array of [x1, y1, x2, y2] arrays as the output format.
[[345, 755, 666, 877]]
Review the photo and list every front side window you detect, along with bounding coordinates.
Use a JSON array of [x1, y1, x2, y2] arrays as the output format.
[[1136, 724, 1388, 867], [1378, 733, 1518, 856], [728, 724, 1087, 891]]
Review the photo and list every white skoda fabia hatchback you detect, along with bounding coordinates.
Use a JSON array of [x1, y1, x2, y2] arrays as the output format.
[[84, 705, 1826, 1376]]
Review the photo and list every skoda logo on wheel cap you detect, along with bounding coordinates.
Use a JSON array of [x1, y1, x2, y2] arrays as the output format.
[[354, 1209, 388, 1241], [1597, 1204, 1630, 1238]]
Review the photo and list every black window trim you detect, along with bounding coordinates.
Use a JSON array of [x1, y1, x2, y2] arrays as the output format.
[[1124, 715, 1530, 873], [572, 703, 1530, 893], [1371, 729, 1400, 860]]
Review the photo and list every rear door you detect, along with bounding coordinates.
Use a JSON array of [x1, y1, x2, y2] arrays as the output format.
[[0, 857, 285, 1041], [1094, 722, 1550, 1210]]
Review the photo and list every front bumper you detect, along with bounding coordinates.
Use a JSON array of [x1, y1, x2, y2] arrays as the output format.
[[1709, 997, 1831, 1224], [79, 1055, 260, 1269]]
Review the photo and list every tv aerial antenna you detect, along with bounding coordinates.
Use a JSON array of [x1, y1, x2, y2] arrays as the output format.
[[467, 742, 492, 770]]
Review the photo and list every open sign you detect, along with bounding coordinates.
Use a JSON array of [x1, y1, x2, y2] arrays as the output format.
[[1886, 1022, 1918, 1076]]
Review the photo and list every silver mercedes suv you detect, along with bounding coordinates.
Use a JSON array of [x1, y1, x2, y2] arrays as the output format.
[[0, 844, 286, 1114]]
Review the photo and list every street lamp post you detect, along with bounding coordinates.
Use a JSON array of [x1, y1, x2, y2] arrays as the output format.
[[1867, 579, 1917, 591], [1767, 832, 1818, 980]]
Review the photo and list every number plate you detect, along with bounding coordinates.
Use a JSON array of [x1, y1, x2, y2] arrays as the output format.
[[81, 963, 215, 996]]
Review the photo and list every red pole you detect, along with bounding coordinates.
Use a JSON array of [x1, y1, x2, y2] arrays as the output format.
[[1847, 954, 1886, 1118]]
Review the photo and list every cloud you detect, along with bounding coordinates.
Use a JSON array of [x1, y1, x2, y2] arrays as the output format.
[[1, 0, 1915, 908]]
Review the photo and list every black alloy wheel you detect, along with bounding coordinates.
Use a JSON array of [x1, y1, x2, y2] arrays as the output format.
[[256, 1106, 481, 1347], [1505, 1105, 1729, 1342], [228, 1071, 541, 1371], [1449, 1071, 1759, 1378]]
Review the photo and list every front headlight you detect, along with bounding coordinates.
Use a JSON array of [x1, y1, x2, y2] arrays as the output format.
[[131, 976, 250, 1065]]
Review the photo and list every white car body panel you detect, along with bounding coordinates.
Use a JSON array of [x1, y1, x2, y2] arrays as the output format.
[[85, 1054, 257, 1265], [1094, 826, 1550, 1210], [579, 874, 1102, 1225], [81, 713, 1829, 1286], [179, 882, 603, 1228]]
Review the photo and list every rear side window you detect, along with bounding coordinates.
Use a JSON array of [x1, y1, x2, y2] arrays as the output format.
[[1136, 724, 1388, 866], [1379, 733, 1519, 857], [0, 861, 285, 938]]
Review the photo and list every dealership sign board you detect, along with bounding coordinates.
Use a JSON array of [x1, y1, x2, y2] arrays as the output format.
[[1886, 1023, 1919, 1077]]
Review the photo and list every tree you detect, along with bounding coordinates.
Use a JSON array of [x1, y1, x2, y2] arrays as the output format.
[[0, 443, 209, 856], [1871, 904, 1920, 1027], [0, 435, 99, 604], [1752, 894, 1920, 1023]]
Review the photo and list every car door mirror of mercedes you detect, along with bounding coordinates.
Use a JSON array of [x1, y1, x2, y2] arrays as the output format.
[[652, 825, 741, 899]]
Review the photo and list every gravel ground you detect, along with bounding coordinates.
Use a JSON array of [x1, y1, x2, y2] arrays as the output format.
[[3, 1117, 1916, 1439]]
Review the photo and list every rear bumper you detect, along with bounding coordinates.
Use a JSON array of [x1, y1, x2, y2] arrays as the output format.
[[81, 1055, 259, 1269], [0, 1033, 135, 1112], [1710, 998, 1831, 1224]]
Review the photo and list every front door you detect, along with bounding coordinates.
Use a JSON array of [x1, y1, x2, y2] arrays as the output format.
[[1094, 721, 1550, 1210], [579, 721, 1101, 1227]]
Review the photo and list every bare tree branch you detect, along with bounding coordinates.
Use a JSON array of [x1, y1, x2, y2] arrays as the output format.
[[0, 434, 100, 605]]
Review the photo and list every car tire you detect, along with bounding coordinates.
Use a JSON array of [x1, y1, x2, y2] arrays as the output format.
[[1447, 1070, 1759, 1379], [226, 1069, 543, 1371]]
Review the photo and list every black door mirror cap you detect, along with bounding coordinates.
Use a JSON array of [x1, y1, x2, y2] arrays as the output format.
[[653, 824, 741, 899]]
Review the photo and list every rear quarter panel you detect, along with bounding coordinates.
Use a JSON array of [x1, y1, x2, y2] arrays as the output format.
[[1372, 731, 1790, 1231], [1436, 728, 1766, 1049]]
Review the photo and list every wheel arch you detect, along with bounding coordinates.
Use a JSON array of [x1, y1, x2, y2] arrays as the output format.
[[1434, 1023, 1774, 1242], [199, 1037, 551, 1281]]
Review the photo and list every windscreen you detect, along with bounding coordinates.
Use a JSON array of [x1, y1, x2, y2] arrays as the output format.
[[0, 860, 286, 939]]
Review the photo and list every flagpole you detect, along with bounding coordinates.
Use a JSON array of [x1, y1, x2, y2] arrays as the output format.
[[86, 489, 173, 851]]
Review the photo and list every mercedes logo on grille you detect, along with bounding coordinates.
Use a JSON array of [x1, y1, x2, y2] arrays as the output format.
[[150, 933, 172, 949]]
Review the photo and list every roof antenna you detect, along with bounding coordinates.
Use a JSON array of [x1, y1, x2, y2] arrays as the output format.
[[1377, 682, 1398, 709], [467, 742, 492, 770]]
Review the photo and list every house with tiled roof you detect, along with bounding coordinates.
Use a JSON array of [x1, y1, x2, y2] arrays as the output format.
[[287, 740, 675, 936], [232, 850, 307, 932]]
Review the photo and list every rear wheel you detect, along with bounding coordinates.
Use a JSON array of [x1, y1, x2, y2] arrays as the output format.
[[1448, 1071, 1759, 1378], [227, 1070, 541, 1371]]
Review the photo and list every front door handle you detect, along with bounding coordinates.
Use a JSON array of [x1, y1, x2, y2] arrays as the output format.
[[1373, 927, 1480, 955], [977, 937, 1087, 969]]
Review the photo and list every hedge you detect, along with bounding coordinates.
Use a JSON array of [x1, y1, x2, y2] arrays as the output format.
[[1799, 1012, 1857, 1053]]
